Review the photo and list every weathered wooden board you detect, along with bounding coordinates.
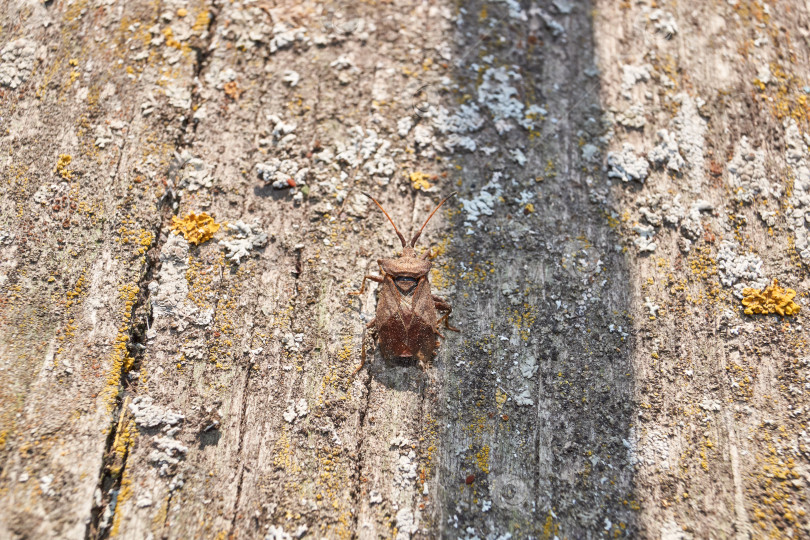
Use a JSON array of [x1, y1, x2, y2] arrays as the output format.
[[595, 1, 810, 537], [2, 0, 810, 538], [1, 0, 211, 537]]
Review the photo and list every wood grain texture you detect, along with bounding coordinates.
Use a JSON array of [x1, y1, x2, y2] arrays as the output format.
[[1, 0, 810, 538]]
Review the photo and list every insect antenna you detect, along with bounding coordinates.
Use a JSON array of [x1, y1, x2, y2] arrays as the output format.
[[409, 191, 458, 247], [362, 192, 407, 247]]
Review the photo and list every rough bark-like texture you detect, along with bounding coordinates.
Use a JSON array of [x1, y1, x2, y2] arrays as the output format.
[[2, 0, 810, 539]]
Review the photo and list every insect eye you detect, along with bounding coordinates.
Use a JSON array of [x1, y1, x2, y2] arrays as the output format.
[[394, 277, 418, 295]]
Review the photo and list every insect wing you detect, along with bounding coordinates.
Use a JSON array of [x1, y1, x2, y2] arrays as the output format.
[[406, 277, 438, 365], [377, 276, 412, 358]]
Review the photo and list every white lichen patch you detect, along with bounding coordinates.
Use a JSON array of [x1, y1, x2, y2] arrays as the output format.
[[529, 5, 565, 38], [222, 6, 274, 49], [432, 103, 485, 152], [0, 38, 36, 89], [395, 507, 418, 540], [785, 121, 810, 263], [717, 240, 764, 290], [151, 234, 189, 318], [649, 129, 685, 173], [256, 158, 307, 189], [282, 70, 300, 87], [266, 525, 293, 540], [727, 136, 774, 203], [607, 144, 649, 183], [635, 191, 712, 246], [632, 223, 657, 253], [699, 398, 722, 412], [150, 234, 213, 331], [459, 172, 503, 229], [333, 127, 396, 181], [397, 116, 414, 138], [510, 148, 527, 167], [670, 94, 707, 192], [476, 66, 526, 134], [282, 399, 309, 423], [512, 388, 534, 406], [165, 83, 192, 110], [679, 199, 712, 240], [176, 151, 213, 191], [620, 63, 652, 98], [639, 429, 670, 469], [644, 297, 660, 317], [149, 434, 189, 476], [615, 104, 646, 129], [219, 221, 268, 263], [519, 355, 538, 378], [129, 396, 184, 428], [269, 22, 308, 54], [394, 450, 419, 487], [649, 9, 678, 39], [259, 114, 299, 149]]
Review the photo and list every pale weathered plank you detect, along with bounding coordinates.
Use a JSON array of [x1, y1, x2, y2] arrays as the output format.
[[0, 0, 211, 537]]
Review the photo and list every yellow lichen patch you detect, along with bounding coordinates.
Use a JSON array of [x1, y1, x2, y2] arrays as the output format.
[[495, 387, 507, 410], [507, 303, 538, 342], [273, 426, 298, 471], [110, 468, 133, 536], [55, 154, 73, 180], [192, 10, 212, 33], [101, 283, 140, 411], [741, 279, 801, 317], [476, 445, 490, 474], [409, 171, 434, 191], [542, 512, 560, 539], [170, 212, 221, 245], [110, 413, 136, 477]]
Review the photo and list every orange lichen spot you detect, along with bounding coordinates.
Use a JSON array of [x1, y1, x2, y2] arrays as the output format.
[[741, 279, 801, 317], [170, 212, 221, 245], [223, 81, 242, 100], [409, 171, 434, 191], [55, 154, 73, 179], [177, 7, 188, 17]]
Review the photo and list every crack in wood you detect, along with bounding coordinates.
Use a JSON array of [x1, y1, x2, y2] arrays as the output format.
[[349, 345, 375, 534], [85, 4, 220, 535], [85, 184, 180, 540], [226, 295, 262, 537]]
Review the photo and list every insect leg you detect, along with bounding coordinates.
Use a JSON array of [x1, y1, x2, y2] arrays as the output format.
[[348, 274, 383, 296], [352, 338, 366, 376], [433, 296, 460, 332]]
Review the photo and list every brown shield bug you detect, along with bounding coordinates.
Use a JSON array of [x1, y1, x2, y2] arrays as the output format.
[[349, 192, 459, 373]]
